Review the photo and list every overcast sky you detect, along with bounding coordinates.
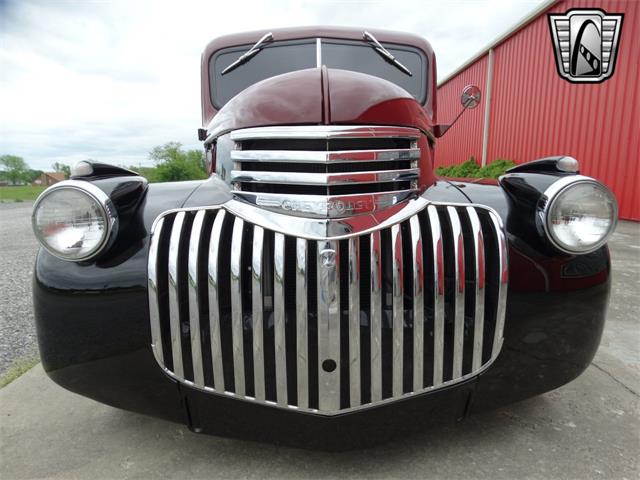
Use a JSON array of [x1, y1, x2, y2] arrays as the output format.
[[0, 0, 547, 171]]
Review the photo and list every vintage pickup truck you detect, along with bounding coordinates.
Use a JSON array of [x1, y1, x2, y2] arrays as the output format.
[[32, 27, 617, 449]]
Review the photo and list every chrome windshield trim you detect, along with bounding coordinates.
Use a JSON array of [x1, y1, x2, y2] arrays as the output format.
[[230, 125, 421, 141]]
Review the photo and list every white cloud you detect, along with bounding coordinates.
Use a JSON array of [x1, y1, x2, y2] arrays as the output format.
[[0, 0, 546, 171]]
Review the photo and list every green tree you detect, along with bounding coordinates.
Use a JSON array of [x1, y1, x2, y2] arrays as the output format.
[[51, 162, 71, 179], [25, 169, 44, 183], [0, 155, 29, 184], [149, 142, 207, 182]]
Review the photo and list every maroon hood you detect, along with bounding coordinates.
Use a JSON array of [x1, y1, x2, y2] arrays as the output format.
[[206, 67, 432, 138]]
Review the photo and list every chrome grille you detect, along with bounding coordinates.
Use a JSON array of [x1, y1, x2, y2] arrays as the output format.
[[147, 200, 508, 415], [216, 126, 422, 217]]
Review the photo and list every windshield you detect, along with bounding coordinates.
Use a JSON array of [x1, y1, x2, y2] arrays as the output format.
[[210, 38, 427, 108]]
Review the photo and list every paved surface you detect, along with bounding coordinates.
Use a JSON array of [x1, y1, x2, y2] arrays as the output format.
[[0, 202, 39, 374], [0, 215, 638, 479]]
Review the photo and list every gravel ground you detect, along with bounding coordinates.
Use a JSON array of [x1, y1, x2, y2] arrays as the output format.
[[0, 201, 39, 374]]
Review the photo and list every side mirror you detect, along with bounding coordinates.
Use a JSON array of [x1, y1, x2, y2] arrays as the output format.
[[434, 84, 482, 138], [461, 85, 481, 109]]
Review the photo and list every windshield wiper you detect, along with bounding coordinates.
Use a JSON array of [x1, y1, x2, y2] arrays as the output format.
[[362, 31, 412, 77], [221, 32, 274, 75]]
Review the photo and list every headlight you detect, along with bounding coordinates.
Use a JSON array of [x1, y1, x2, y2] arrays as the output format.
[[32, 180, 117, 261], [539, 175, 617, 254]]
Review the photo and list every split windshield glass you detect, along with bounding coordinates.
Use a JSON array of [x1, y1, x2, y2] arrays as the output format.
[[210, 39, 426, 108]]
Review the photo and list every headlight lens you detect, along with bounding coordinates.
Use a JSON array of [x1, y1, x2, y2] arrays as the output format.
[[32, 182, 116, 261], [544, 179, 617, 254]]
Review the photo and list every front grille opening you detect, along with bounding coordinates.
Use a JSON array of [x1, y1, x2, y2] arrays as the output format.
[[239, 138, 412, 151], [148, 203, 507, 414]]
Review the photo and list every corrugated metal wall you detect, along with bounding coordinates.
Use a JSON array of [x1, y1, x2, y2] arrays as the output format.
[[435, 0, 639, 220]]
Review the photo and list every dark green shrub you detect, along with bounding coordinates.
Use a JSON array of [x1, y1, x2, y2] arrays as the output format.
[[436, 157, 516, 179]]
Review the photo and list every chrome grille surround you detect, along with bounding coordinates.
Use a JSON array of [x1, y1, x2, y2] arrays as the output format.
[[147, 197, 508, 415], [215, 125, 422, 218]]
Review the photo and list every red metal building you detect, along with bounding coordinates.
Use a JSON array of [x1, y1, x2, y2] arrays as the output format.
[[435, 0, 639, 220]]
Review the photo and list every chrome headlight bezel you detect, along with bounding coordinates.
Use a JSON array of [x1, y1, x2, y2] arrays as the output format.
[[32, 180, 118, 262], [538, 175, 618, 255]]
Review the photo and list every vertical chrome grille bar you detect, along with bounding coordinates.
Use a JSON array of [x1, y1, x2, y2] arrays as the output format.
[[317, 240, 340, 411], [168, 212, 185, 379], [370, 231, 383, 402], [447, 207, 465, 379], [252, 226, 266, 401], [467, 207, 485, 372], [409, 215, 424, 391], [490, 213, 509, 357], [208, 210, 226, 391], [273, 232, 288, 406], [188, 211, 206, 387], [296, 238, 309, 409], [348, 237, 361, 406], [230, 217, 246, 395], [148, 217, 165, 365], [391, 224, 404, 396], [428, 205, 445, 386]]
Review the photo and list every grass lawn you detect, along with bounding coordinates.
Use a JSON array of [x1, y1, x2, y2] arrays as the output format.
[[0, 357, 39, 388], [0, 185, 46, 202]]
